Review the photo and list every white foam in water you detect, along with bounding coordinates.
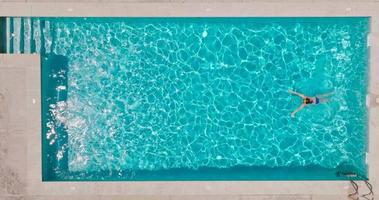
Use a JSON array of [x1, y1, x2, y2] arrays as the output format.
[[33, 19, 41, 53], [57, 150, 64, 161], [341, 39, 350, 49], [51, 101, 68, 124], [202, 30, 208, 38], [23, 18, 31, 53], [44, 21, 52, 54], [46, 121, 55, 140], [56, 85, 67, 91], [12, 18, 21, 53]]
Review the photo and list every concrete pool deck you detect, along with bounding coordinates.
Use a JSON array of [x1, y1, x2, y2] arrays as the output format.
[[0, 1, 379, 199]]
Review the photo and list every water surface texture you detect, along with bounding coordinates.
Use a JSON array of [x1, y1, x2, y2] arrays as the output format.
[[11, 17, 369, 180]]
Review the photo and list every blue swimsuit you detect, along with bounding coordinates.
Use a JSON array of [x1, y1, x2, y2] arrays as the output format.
[[315, 97, 320, 104]]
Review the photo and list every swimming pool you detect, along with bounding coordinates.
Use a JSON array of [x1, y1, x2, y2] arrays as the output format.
[[6, 17, 369, 181]]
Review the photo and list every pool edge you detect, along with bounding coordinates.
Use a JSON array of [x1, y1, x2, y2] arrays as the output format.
[[0, 1, 378, 198]]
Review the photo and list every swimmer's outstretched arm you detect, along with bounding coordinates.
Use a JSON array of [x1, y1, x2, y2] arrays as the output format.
[[288, 89, 306, 98], [291, 104, 305, 118]]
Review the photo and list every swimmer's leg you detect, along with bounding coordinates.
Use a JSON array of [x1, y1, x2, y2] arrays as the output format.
[[319, 97, 330, 103], [318, 91, 335, 98]]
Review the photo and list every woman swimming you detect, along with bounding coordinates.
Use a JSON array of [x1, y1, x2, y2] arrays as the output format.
[[288, 89, 334, 118]]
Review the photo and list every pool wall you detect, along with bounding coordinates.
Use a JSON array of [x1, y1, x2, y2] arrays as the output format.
[[0, 17, 5, 53], [0, 1, 379, 199]]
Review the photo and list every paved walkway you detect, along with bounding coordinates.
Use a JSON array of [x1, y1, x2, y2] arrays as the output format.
[[0, 1, 379, 199]]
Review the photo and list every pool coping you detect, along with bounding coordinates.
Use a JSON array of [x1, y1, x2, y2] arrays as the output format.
[[0, 1, 379, 199], [0, 2, 376, 20]]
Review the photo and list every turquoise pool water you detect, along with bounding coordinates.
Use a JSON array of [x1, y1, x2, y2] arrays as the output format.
[[8, 17, 369, 180]]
